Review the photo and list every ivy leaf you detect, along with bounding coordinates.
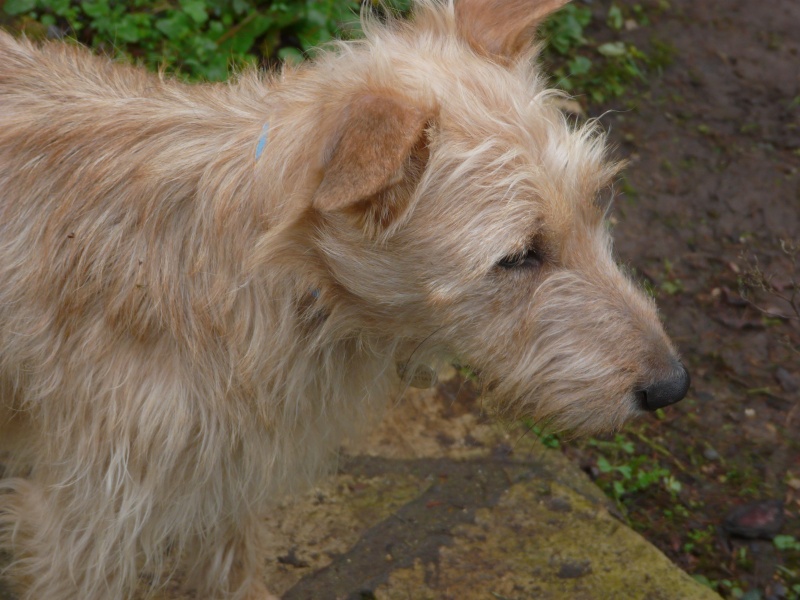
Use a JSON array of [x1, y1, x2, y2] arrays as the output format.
[[568, 55, 592, 75], [4, 0, 37, 15], [596, 456, 613, 473], [156, 12, 191, 40], [81, 0, 110, 19], [180, 0, 208, 25], [113, 14, 149, 43], [216, 13, 274, 55], [232, 0, 250, 15]]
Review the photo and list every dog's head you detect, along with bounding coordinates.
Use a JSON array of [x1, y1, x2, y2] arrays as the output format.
[[274, 0, 688, 434]]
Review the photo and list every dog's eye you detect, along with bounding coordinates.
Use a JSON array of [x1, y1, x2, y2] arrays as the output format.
[[497, 247, 542, 269]]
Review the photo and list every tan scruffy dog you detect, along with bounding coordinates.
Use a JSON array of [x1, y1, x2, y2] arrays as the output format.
[[0, 0, 689, 598]]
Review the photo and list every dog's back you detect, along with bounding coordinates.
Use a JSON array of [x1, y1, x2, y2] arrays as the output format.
[[0, 32, 268, 345]]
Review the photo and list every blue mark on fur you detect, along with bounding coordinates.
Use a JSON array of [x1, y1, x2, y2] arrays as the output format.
[[255, 123, 270, 160]]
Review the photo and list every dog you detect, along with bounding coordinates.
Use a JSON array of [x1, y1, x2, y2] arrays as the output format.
[[0, 0, 689, 597]]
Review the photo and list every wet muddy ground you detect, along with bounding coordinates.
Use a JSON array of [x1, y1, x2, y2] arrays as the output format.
[[556, 0, 799, 596], [0, 0, 797, 598]]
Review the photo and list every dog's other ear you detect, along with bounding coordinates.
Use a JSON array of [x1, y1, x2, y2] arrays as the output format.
[[455, 0, 570, 63], [312, 93, 431, 213]]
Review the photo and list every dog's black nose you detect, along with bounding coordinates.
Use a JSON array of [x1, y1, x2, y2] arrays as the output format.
[[636, 362, 690, 411]]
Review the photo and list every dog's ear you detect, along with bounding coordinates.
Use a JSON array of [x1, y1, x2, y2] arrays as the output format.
[[455, 0, 570, 63], [312, 93, 432, 213]]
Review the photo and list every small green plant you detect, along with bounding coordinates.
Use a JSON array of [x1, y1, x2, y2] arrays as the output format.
[[519, 418, 561, 449], [3, 0, 365, 80], [686, 526, 715, 546], [692, 574, 718, 591], [5, 0, 671, 102], [543, 3, 592, 56], [775, 535, 800, 552], [595, 453, 672, 503], [588, 434, 682, 510], [529, 423, 561, 449], [542, 2, 674, 103], [659, 258, 684, 296]]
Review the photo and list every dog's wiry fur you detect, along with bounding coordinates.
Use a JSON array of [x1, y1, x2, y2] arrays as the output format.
[[0, 1, 685, 597]]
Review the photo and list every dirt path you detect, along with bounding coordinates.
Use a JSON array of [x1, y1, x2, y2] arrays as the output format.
[[0, 1, 797, 598], [573, 0, 799, 595]]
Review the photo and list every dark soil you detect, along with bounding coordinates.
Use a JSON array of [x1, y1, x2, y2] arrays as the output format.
[[560, 0, 800, 597], [1, 1, 797, 599]]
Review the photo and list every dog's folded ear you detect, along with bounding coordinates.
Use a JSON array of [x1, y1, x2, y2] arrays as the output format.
[[455, 0, 570, 63], [311, 93, 432, 213]]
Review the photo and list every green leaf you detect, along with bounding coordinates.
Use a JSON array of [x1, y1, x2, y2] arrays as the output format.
[[49, 0, 74, 18], [596, 456, 613, 473], [574, 5, 592, 26], [774, 535, 800, 551], [613, 436, 635, 454], [598, 41, 627, 57], [81, 0, 110, 19], [193, 54, 231, 81], [207, 20, 224, 37], [543, 5, 591, 55], [156, 13, 191, 40], [216, 14, 274, 54], [299, 27, 333, 51], [387, 0, 412, 12], [616, 465, 632, 480], [661, 280, 683, 295], [692, 575, 718, 590], [180, 0, 208, 25], [109, 13, 148, 43], [232, 0, 250, 15], [568, 55, 592, 75], [4, 0, 37, 15], [305, 7, 329, 27], [278, 46, 305, 66], [607, 5, 623, 30]]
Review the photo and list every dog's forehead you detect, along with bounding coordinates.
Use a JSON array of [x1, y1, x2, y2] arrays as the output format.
[[369, 25, 620, 235], [425, 59, 615, 199], [432, 76, 614, 230], [370, 17, 613, 206]]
